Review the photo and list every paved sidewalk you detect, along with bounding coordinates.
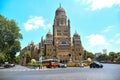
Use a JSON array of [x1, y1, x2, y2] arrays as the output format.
[[0, 65, 54, 71], [0, 66, 4, 69]]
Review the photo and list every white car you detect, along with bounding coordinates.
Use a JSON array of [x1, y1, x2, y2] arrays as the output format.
[[58, 63, 67, 68]]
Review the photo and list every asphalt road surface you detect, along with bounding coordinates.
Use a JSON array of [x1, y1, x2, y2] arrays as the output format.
[[0, 64, 120, 80]]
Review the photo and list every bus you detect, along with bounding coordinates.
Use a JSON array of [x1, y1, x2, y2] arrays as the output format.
[[42, 59, 58, 68]]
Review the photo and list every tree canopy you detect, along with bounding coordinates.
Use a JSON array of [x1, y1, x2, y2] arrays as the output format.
[[109, 52, 117, 56], [109, 52, 117, 62], [0, 15, 22, 63], [83, 50, 94, 60]]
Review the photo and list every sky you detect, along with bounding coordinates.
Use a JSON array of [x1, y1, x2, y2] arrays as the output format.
[[0, 0, 120, 54]]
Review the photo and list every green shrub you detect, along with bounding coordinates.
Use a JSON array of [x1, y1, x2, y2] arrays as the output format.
[[27, 62, 32, 66], [75, 63, 80, 67], [33, 63, 39, 67], [67, 63, 75, 67]]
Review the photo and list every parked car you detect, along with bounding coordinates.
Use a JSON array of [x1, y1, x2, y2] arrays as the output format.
[[58, 63, 67, 68], [90, 62, 103, 68], [0, 63, 3, 66], [3, 62, 15, 68], [4, 64, 10, 68], [9, 64, 15, 67]]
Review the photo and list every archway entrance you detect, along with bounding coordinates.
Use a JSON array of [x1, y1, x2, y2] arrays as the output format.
[[57, 52, 69, 63], [60, 59, 68, 63]]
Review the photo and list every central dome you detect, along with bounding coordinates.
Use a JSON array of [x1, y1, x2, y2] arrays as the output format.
[[74, 31, 79, 36], [56, 7, 65, 12], [55, 5, 66, 16]]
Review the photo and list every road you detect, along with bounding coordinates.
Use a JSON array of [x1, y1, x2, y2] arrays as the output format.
[[0, 64, 120, 80]]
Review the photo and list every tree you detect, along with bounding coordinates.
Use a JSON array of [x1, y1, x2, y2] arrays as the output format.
[[83, 50, 94, 60], [96, 54, 109, 62], [0, 15, 22, 63], [25, 50, 31, 63], [21, 50, 31, 65], [15, 55, 20, 64], [0, 52, 5, 63], [87, 52, 94, 59], [109, 52, 117, 62]]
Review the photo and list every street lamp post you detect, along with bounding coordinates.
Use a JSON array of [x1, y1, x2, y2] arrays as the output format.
[[39, 55, 42, 69], [39, 44, 42, 69], [85, 51, 87, 60]]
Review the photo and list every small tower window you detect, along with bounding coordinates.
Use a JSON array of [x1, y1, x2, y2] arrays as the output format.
[[57, 21, 59, 26], [61, 20, 63, 24]]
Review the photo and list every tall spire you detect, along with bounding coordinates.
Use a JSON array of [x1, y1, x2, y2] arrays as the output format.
[[49, 29, 50, 32], [59, 3, 61, 8], [74, 30, 78, 35], [75, 30, 77, 34]]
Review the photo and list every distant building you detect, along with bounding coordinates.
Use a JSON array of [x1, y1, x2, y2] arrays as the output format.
[[117, 52, 120, 58], [94, 53, 102, 58], [20, 41, 40, 65], [20, 5, 84, 65], [103, 49, 107, 54]]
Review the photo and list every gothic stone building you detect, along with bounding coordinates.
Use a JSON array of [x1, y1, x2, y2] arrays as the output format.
[[42, 5, 83, 63], [21, 5, 84, 64]]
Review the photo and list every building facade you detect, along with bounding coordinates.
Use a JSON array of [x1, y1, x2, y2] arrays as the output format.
[[42, 5, 83, 63], [20, 5, 83, 65]]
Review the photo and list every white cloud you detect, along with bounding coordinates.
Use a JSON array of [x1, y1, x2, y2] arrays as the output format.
[[81, 0, 120, 11], [86, 34, 108, 47], [85, 34, 120, 53], [103, 26, 113, 33], [116, 38, 120, 44], [115, 33, 120, 37], [24, 16, 52, 31], [85, 34, 110, 53], [47, 24, 52, 28]]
